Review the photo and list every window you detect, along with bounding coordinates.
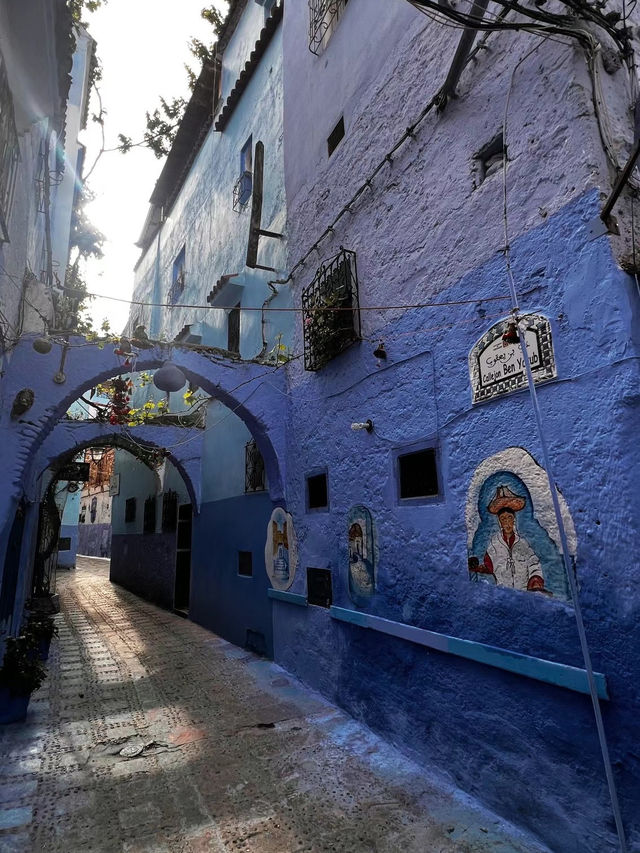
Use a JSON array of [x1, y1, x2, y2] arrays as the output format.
[[302, 248, 360, 371], [398, 448, 440, 501], [125, 498, 137, 523], [307, 472, 328, 510], [233, 136, 253, 212], [79, 505, 86, 524], [162, 490, 178, 532], [0, 56, 19, 243], [90, 496, 98, 523], [309, 0, 350, 55], [238, 551, 253, 577], [245, 438, 266, 492], [228, 302, 241, 354], [143, 496, 156, 534], [169, 245, 186, 304], [307, 568, 332, 607], [58, 537, 71, 551], [327, 117, 344, 157]]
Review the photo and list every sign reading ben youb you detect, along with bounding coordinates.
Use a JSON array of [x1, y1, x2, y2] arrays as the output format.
[[469, 314, 557, 404]]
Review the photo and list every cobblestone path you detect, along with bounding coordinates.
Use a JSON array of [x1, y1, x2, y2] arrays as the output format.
[[0, 558, 547, 853]]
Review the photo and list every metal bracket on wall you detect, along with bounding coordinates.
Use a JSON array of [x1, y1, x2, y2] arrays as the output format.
[[246, 141, 282, 272]]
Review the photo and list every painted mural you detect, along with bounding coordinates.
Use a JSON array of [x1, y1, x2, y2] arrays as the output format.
[[265, 507, 297, 591], [466, 448, 575, 601], [347, 504, 377, 606]]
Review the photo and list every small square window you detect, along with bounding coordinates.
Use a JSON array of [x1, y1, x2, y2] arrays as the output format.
[[307, 567, 332, 608], [398, 448, 439, 500], [307, 472, 328, 510], [327, 117, 345, 157], [58, 537, 71, 551], [238, 551, 253, 577], [125, 498, 136, 523]]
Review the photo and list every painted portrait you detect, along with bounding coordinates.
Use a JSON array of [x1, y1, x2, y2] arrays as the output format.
[[264, 507, 297, 591], [466, 449, 576, 602], [347, 505, 377, 606]]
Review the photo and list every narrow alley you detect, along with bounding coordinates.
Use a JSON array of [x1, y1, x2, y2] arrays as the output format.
[[0, 559, 546, 853]]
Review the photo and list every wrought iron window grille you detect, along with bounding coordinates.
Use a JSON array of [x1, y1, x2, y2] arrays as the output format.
[[143, 496, 156, 534], [245, 438, 266, 492], [168, 269, 185, 305], [308, 0, 348, 55], [162, 490, 178, 532], [302, 248, 360, 371], [233, 170, 253, 212], [0, 56, 20, 242]]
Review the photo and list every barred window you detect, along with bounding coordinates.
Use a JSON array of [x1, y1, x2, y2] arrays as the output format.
[[302, 249, 360, 371], [162, 490, 178, 532], [309, 0, 350, 55], [143, 496, 156, 534], [245, 439, 266, 493]]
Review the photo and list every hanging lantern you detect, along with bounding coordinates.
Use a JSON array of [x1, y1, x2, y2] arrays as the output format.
[[153, 361, 186, 393], [502, 322, 519, 346], [33, 336, 52, 354]]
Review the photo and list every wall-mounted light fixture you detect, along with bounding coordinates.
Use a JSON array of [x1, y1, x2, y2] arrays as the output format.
[[351, 420, 373, 433]]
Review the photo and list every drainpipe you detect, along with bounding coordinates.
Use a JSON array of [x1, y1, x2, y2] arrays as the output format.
[[435, 0, 490, 109]]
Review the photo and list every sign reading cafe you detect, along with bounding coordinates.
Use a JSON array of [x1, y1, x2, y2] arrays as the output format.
[[469, 314, 556, 403]]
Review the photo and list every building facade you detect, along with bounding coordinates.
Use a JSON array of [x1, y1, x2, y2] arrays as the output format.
[[272, 2, 640, 852], [0, 2, 638, 850]]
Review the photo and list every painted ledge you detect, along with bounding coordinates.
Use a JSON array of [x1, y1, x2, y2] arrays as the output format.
[[330, 606, 609, 700], [268, 589, 308, 606]]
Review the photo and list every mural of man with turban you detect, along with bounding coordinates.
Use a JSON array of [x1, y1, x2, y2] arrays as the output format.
[[471, 485, 549, 593]]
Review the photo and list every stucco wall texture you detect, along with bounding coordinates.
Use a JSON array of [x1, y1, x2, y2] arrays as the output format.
[[275, 3, 640, 852]]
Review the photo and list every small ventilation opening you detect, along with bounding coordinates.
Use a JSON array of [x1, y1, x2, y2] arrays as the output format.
[[307, 472, 328, 509], [398, 448, 439, 499], [238, 550, 253, 577], [475, 132, 505, 184], [327, 116, 345, 157], [307, 568, 332, 608]]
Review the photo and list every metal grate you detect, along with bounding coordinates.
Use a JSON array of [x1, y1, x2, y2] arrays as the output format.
[[162, 490, 178, 532], [0, 56, 19, 242], [143, 496, 156, 534], [245, 438, 266, 492], [233, 170, 252, 212], [302, 248, 360, 371], [309, 0, 348, 55]]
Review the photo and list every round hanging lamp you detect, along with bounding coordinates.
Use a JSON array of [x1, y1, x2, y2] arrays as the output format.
[[153, 361, 186, 393], [33, 336, 52, 354]]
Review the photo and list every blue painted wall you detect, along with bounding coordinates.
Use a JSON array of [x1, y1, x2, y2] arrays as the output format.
[[190, 492, 274, 657], [273, 192, 640, 853]]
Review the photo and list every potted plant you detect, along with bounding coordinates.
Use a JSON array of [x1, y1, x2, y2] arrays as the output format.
[[0, 635, 47, 724], [25, 613, 58, 661]]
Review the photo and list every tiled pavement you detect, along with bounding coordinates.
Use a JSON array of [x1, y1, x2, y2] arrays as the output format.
[[0, 557, 548, 853]]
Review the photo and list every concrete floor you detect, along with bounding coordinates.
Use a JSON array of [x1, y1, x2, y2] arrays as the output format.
[[0, 557, 549, 853]]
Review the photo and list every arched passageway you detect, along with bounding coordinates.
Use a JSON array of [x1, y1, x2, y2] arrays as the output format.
[[0, 335, 287, 656]]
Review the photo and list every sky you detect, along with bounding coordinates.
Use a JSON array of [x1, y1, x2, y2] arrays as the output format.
[[78, 1, 226, 334]]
